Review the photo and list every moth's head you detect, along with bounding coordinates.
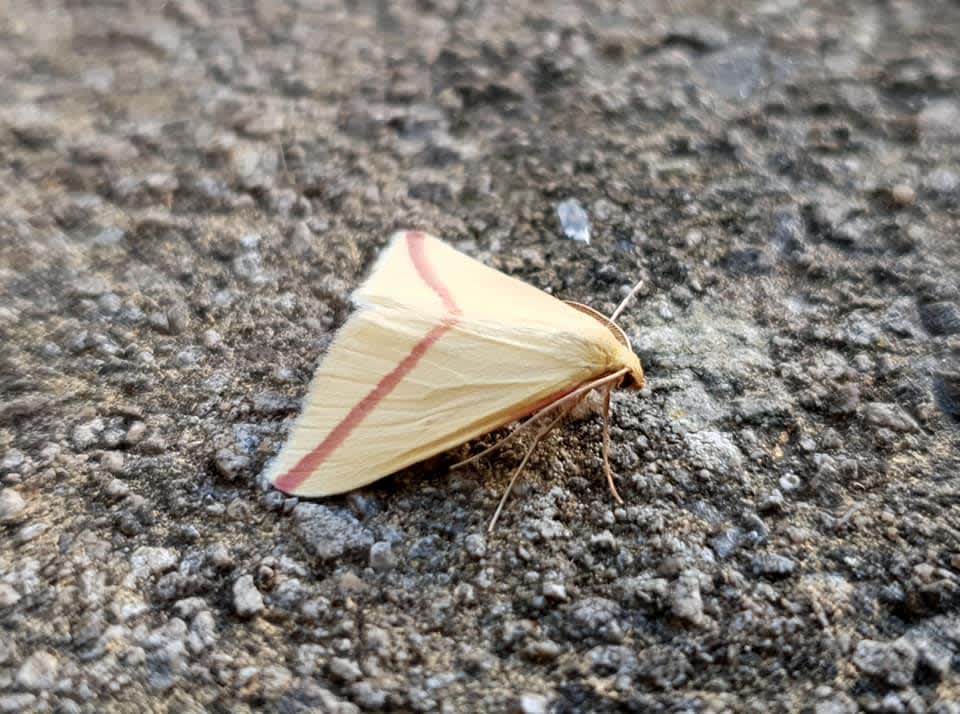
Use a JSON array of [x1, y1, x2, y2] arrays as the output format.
[[619, 350, 645, 392], [601, 312, 645, 391], [607, 281, 646, 391], [602, 312, 644, 391], [604, 321, 645, 392]]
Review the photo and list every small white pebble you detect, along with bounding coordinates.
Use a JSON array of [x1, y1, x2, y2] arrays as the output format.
[[517, 693, 548, 714], [202, 329, 223, 349], [542, 582, 568, 601], [0, 488, 26, 522], [891, 184, 916, 206], [233, 574, 265, 617], [106, 479, 130, 499], [102, 451, 124, 473]]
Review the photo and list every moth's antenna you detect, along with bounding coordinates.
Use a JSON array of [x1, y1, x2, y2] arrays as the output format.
[[609, 279, 644, 323]]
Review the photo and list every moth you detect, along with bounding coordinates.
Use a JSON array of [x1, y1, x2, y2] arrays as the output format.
[[266, 231, 645, 529]]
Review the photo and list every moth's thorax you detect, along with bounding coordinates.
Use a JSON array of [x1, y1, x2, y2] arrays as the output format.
[[563, 300, 645, 391], [619, 348, 645, 391]]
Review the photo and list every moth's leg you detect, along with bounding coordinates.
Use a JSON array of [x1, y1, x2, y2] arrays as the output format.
[[602, 383, 624, 505], [488, 403, 575, 533], [451, 368, 631, 471]]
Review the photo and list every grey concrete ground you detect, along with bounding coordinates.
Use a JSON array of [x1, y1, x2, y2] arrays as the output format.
[[1, 1, 959, 711]]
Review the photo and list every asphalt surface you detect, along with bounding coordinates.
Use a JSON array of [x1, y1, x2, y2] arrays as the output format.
[[1, 1, 959, 711]]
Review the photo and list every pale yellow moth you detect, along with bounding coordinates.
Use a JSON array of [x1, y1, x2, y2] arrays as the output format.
[[267, 231, 645, 529]]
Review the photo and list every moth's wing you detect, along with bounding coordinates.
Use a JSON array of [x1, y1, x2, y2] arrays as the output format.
[[357, 232, 597, 327], [266, 306, 617, 496], [266, 313, 619, 497], [266, 230, 627, 496], [353, 232, 453, 314]]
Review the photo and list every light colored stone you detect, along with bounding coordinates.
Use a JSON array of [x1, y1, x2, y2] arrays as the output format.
[[0, 584, 20, 608], [16, 650, 59, 691], [517, 693, 548, 714], [233, 574, 264, 617], [130, 546, 178, 578], [0, 489, 25, 522]]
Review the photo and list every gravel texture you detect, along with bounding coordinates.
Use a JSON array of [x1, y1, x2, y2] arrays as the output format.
[[1, 1, 960, 711]]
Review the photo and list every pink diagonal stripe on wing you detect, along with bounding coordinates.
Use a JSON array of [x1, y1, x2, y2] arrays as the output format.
[[274, 232, 461, 493]]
